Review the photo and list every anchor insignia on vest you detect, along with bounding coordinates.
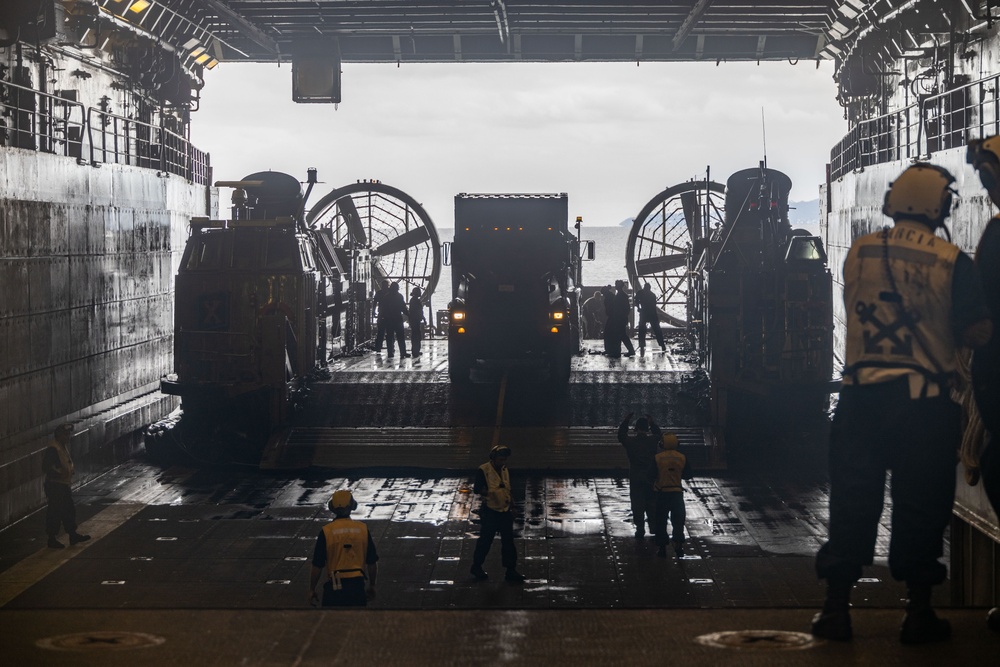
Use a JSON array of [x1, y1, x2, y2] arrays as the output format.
[[855, 300, 914, 356]]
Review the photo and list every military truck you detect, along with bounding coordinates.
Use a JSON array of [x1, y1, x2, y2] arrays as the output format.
[[445, 193, 590, 382]]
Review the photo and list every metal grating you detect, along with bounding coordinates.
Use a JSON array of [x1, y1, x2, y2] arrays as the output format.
[[175, 0, 837, 63]]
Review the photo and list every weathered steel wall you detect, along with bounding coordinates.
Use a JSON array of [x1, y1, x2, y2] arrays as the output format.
[[0, 149, 208, 527]]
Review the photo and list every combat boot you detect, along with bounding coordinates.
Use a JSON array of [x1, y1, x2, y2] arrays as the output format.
[[811, 581, 853, 641], [505, 569, 526, 583], [470, 565, 488, 580], [900, 584, 950, 645], [900, 606, 951, 644]]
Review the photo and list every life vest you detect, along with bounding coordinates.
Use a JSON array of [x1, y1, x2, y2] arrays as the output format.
[[321, 518, 369, 590], [46, 441, 74, 485], [654, 450, 686, 492], [842, 221, 960, 399], [479, 462, 512, 512]]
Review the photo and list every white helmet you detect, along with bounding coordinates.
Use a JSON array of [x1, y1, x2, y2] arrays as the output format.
[[882, 163, 955, 228]]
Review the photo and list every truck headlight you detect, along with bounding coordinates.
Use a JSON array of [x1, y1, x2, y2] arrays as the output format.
[[452, 311, 466, 321], [551, 311, 565, 321]]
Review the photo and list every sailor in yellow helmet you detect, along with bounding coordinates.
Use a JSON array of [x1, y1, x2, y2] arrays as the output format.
[[652, 432, 690, 558], [309, 489, 379, 607], [470, 444, 525, 583], [812, 163, 992, 645]]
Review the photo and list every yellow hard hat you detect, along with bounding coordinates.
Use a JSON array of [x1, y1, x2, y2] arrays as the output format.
[[329, 489, 357, 511], [660, 433, 679, 449]]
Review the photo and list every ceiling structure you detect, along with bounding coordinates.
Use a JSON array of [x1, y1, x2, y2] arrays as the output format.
[[168, 0, 839, 64]]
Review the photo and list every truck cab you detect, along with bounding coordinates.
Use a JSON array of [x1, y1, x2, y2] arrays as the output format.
[[447, 194, 582, 382]]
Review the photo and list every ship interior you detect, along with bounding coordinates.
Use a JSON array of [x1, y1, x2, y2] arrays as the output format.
[[2, 1, 999, 665]]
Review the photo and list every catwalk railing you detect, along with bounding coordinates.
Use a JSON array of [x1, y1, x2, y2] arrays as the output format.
[[830, 73, 1000, 181], [0, 79, 210, 186]]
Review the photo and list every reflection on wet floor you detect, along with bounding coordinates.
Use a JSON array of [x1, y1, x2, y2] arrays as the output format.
[[0, 460, 931, 612]]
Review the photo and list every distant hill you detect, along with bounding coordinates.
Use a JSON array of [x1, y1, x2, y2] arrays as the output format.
[[789, 199, 820, 228]]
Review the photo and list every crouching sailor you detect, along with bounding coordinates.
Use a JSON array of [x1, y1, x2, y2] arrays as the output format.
[[309, 490, 379, 607]]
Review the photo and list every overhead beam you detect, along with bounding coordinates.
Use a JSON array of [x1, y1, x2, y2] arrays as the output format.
[[672, 0, 714, 52], [200, 0, 279, 54]]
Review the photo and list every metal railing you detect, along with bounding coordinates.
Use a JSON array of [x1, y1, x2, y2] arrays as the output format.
[[87, 108, 211, 184], [830, 73, 1000, 180], [1, 79, 210, 185], [0, 80, 86, 159]]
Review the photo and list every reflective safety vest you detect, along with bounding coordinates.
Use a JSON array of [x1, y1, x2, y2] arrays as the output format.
[[321, 518, 369, 589], [842, 221, 960, 399], [46, 441, 74, 485], [654, 450, 686, 492], [479, 462, 512, 512]]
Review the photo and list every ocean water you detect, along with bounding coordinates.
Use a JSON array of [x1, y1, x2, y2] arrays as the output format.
[[427, 225, 632, 312]]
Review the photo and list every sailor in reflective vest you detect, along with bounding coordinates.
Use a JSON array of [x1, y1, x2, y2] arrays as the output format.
[[812, 163, 992, 644], [653, 432, 690, 558], [470, 445, 526, 583], [309, 489, 379, 607]]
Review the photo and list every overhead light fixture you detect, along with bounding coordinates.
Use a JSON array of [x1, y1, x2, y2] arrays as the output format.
[[195, 53, 211, 64], [190, 46, 207, 57], [182, 38, 201, 51], [128, 0, 150, 13], [204, 58, 219, 69]]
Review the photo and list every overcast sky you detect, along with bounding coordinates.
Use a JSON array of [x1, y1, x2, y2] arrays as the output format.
[[192, 60, 845, 227]]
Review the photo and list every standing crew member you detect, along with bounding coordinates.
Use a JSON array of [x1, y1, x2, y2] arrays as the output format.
[[601, 285, 618, 356], [42, 423, 91, 549], [613, 280, 636, 357], [653, 432, 690, 558], [408, 286, 426, 358], [470, 445, 526, 583], [636, 283, 666, 352], [581, 289, 606, 340], [617, 412, 661, 538], [965, 136, 1000, 633], [383, 282, 410, 359], [372, 279, 390, 354], [811, 163, 992, 644], [309, 490, 379, 607]]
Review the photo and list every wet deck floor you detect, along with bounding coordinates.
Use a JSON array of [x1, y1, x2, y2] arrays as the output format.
[[1, 459, 917, 611], [2, 338, 995, 663]]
